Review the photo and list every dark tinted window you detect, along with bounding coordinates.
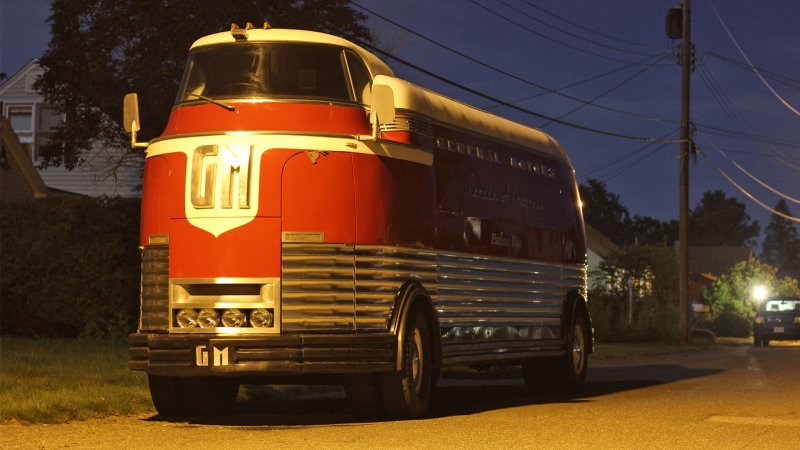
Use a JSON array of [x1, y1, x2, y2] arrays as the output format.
[[176, 43, 352, 103], [346, 52, 372, 104]]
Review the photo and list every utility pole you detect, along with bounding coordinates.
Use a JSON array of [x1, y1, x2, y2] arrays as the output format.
[[666, 1, 692, 344], [678, 0, 692, 344]]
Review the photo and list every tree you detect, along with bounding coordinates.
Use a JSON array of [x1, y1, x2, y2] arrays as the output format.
[[579, 179, 631, 245], [628, 215, 678, 246], [697, 258, 800, 321], [36, 0, 371, 169], [689, 190, 760, 247], [760, 199, 800, 278]]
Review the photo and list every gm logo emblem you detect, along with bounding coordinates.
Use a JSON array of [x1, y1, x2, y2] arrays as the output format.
[[195, 345, 229, 367], [190, 144, 252, 210]]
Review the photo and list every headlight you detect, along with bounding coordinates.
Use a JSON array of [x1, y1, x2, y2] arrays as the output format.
[[250, 308, 274, 328], [197, 308, 220, 328], [755, 317, 765, 324], [176, 308, 198, 328], [221, 309, 246, 327], [794, 316, 800, 324]]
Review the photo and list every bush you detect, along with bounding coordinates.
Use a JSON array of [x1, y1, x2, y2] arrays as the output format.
[[711, 311, 751, 338], [0, 196, 140, 339], [691, 327, 716, 344], [588, 289, 680, 343]]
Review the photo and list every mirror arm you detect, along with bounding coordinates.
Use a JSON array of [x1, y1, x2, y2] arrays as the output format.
[[129, 120, 148, 149]]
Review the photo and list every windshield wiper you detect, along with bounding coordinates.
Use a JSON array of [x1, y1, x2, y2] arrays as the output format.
[[186, 93, 236, 112]]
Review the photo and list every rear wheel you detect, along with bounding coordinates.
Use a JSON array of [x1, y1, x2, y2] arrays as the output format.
[[523, 306, 589, 393], [381, 307, 433, 419]]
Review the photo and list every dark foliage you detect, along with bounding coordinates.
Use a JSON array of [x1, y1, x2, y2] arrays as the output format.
[[0, 197, 140, 339], [710, 311, 751, 338], [689, 190, 760, 247], [760, 199, 800, 279], [36, 0, 371, 169]]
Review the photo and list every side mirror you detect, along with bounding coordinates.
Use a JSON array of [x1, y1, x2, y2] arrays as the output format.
[[123, 93, 147, 149], [371, 84, 395, 125], [360, 84, 395, 141]]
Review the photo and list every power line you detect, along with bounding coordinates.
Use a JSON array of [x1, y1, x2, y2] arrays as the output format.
[[581, 129, 679, 178], [708, 0, 800, 117], [698, 148, 800, 222], [539, 54, 668, 128], [699, 131, 800, 205], [469, 0, 646, 63], [353, 38, 683, 143], [518, 0, 665, 50], [497, 0, 660, 57], [706, 51, 800, 91], [353, 2, 671, 123]]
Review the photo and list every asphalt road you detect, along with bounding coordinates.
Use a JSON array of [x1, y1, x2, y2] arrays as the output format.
[[4, 343, 800, 449]]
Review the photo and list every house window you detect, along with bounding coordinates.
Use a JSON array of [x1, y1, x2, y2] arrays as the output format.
[[8, 106, 33, 132], [35, 105, 63, 160]]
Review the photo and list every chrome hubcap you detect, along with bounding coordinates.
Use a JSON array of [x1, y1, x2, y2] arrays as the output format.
[[411, 327, 423, 394], [572, 323, 585, 374]]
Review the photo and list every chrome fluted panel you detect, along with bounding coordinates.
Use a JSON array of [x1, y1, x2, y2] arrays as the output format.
[[140, 245, 170, 331]]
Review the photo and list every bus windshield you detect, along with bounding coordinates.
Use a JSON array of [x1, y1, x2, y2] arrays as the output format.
[[175, 43, 356, 104]]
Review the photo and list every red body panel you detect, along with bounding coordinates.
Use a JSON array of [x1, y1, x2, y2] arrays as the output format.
[[169, 217, 281, 279], [161, 102, 371, 137]]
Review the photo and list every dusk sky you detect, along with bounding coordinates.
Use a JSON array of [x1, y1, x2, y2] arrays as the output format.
[[2, 0, 799, 243]]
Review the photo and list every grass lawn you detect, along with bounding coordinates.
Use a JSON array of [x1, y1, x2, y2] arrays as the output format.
[[0, 336, 153, 424]]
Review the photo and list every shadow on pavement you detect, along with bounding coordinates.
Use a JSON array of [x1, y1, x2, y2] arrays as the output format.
[[143, 362, 723, 427]]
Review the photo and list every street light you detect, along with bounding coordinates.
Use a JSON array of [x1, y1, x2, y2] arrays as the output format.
[[752, 285, 769, 303]]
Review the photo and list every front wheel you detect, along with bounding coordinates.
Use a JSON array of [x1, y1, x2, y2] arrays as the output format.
[[381, 307, 433, 419], [523, 306, 589, 393]]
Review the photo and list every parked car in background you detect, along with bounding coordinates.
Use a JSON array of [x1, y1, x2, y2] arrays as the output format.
[[753, 297, 800, 346]]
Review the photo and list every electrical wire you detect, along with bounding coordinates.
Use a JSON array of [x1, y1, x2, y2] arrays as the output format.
[[581, 129, 679, 178], [496, 0, 660, 57], [699, 131, 800, 205], [698, 148, 800, 222], [708, 0, 800, 117], [538, 54, 668, 128], [518, 0, 665, 50], [353, 38, 684, 143], [353, 1, 672, 123], [469, 0, 644, 63], [706, 51, 800, 91], [696, 59, 800, 170]]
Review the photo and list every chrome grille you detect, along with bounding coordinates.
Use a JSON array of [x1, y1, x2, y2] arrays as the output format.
[[380, 110, 433, 136], [140, 245, 169, 331], [281, 244, 356, 331]]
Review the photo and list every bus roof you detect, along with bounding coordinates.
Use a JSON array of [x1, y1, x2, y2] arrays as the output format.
[[190, 28, 395, 79]]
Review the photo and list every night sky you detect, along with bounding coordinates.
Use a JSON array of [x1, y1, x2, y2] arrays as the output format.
[[2, 0, 799, 244]]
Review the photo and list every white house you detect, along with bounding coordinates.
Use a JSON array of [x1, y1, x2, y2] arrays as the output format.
[[0, 59, 140, 197]]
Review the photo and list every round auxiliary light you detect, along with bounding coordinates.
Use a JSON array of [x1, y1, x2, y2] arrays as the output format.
[[221, 308, 246, 328], [197, 308, 220, 328], [250, 308, 274, 328], [176, 308, 199, 328]]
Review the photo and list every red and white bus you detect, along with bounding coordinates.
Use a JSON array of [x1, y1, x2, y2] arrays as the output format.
[[125, 24, 590, 419]]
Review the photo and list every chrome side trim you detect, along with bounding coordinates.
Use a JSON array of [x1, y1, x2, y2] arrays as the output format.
[[140, 245, 170, 331], [380, 110, 433, 137]]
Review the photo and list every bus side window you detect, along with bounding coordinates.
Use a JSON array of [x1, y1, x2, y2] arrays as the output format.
[[346, 52, 372, 105]]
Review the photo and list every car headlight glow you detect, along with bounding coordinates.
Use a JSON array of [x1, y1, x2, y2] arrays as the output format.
[[250, 308, 274, 328], [176, 308, 199, 328], [755, 317, 765, 324], [221, 308, 246, 328], [197, 308, 220, 328]]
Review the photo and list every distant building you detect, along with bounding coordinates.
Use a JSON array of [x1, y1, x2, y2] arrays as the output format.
[[0, 116, 48, 201], [585, 222, 619, 289], [0, 59, 140, 197]]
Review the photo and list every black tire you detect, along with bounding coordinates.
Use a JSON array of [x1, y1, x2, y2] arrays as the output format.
[[380, 306, 433, 419], [764, 339, 770, 347], [753, 333, 762, 347], [148, 375, 188, 418], [182, 377, 239, 416], [523, 306, 589, 393], [344, 374, 385, 419]]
